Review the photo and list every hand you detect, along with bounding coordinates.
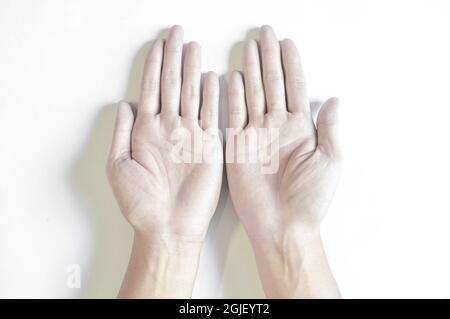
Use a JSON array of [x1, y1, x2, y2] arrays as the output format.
[[226, 26, 341, 298], [107, 26, 222, 298]]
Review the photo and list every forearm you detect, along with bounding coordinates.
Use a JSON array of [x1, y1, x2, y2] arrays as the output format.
[[118, 232, 202, 299], [251, 229, 340, 299]]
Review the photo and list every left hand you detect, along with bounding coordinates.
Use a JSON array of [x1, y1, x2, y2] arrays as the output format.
[[107, 26, 223, 244]]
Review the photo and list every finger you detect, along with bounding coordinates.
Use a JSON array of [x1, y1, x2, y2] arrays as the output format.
[[317, 97, 340, 158], [260, 25, 286, 112], [200, 72, 219, 129], [161, 25, 184, 116], [109, 101, 135, 161], [280, 39, 309, 114], [227, 71, 247, 129], [243, 40, 265, 122], [181, 42, 202, 119], [139, 39, 164, 115]]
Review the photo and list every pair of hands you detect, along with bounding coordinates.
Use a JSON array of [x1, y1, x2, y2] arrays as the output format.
[[107, 25, 341, 298]]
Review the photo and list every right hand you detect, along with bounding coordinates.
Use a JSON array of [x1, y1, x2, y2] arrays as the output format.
[[226, 26, 342, 298], [226, 26, 341, 244]]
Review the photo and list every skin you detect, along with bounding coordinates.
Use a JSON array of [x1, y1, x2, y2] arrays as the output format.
[[226, 26, 342, 298], [107, 25, 341, 299], [107, 26, 222, 298]]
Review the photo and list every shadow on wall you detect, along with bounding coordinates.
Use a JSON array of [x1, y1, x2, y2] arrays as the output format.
[[70, 30, 169, 298], [71, 103, 132, 298]]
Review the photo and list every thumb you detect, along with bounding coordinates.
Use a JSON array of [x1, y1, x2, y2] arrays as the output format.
[[109, 101, 135, 162], [317, 97, 340, 158]]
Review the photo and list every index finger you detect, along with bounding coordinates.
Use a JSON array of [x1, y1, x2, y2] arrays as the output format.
[[280, 38, 309, 114]]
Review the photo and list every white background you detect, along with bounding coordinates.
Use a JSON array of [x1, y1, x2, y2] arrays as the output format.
[[1, 0, 450, 298]]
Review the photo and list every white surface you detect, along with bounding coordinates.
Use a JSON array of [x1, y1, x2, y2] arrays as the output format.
[[1, 0, 450, 298]]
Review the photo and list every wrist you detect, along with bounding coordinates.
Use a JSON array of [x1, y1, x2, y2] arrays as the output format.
[[133, 230, 204, 256], [251, 226, 322, 265], [247, 221, 321, 251], [249, 226, 326, 298], [118, 231, 203, 298]]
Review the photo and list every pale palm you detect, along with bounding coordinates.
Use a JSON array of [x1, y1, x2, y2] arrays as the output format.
[[226, 26, 341, 241], [107, 26, 222, 242]]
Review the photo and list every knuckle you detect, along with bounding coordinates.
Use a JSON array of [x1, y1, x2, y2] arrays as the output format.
[[289, 77, 307, 89], [202, 107, 217, 117], [230, 107, 245, 115], [204, 86, 218, 97], [248, 104, 262, 113], [183, 84, 199, 99], [245, 74, 263, 93], [283, 55, 301, 65], [145, 58, 161, 68], [264, 70, 283, 83], [228, 88, 243, 97], [261, 46, 277, 55], [244, 56, 260, 67], [248, 81, 263, 95], [165, 45, 182, 55], [143, 78, 160, 91], [162, 70, 180, 86], [183, 60, 201, 70]]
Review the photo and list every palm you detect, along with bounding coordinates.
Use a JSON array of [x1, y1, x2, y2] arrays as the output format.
[[226, 26, 341, 239], [107, 26, 222, 242], [227, 112, 323, 233], [126, 115, 222, 238]]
